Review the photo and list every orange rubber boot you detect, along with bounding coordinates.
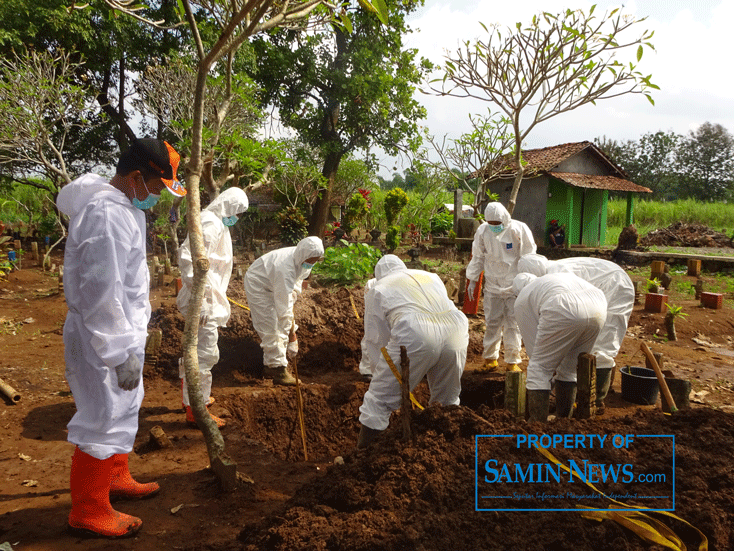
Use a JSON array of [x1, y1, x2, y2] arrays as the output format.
[[110, 454, 160, 500], [68, 447, 142, 538], [185, 405, 226, 428], [181, 378, 214, 411]]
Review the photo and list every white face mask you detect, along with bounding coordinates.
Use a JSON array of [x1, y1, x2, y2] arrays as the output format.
[[489, 223, 504, 234]]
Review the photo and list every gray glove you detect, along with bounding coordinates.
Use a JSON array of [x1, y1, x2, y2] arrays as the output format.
[[466, 280, 477, 297], [114, 354, 141, 391]]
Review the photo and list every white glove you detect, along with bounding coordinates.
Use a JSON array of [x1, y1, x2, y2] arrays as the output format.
[[199, 314, 209, 327], [115, 354, 141, 391], [287, 340, 299, 360], [292, 290, 298, 302], [466, 280, 477, 297]]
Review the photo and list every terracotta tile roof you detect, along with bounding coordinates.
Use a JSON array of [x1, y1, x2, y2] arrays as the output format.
[[548, 172, 652, 193], [469, 140, 649, 192]]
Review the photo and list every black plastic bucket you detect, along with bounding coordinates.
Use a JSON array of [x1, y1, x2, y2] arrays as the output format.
[[620, 366, 660, 405]]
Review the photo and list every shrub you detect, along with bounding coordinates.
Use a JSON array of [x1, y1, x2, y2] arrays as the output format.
[[386, 225, 400, 252], [430, 211, 453, 235], [384, 188, 409, 226], [278, 206, 307, 245], [342, 192, 369, 234], [311, 242, 382, 285]]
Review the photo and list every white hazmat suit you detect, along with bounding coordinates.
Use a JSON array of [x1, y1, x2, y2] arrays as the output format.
[[244, 236, 324, 369], [517, 254, 634, 371], [466, 202, 536, 365], [177, 187, 249, 406], [513, 272, 607, 391], [358, 255, 406, 378], [58, 174, 149, 460], [359, 255, 469, 431]]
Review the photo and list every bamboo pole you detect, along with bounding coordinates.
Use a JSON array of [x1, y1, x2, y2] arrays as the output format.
[[0, 377, 21, 403], [641, 342, 677, 413], [400, 346, 412, 443], [292, 356, 308, 461]]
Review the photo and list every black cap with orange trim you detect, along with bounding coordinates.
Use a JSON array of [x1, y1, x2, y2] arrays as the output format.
[[117, 138, 186, 197]]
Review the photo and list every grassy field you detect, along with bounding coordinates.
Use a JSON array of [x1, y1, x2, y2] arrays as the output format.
[[606, 198, 734, 245]]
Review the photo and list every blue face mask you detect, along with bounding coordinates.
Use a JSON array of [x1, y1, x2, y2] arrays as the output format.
[[489, 223, 504, 234], [131, 180, 160, 211], [302, 262, 315, 270], [222, 215, 238, 226]]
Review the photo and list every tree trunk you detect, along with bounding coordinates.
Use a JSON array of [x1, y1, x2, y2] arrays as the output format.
[[309, 150, 342, 238], [181, 49, 227, 477], [506, 125, 524, 215], [665, 313, 677, 341]]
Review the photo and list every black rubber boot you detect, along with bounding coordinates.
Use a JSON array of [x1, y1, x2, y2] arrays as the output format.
[[595, 368, 613, 414], [356, 424, 383, 449], [555, 381, 577, 419], [526, 390, 551, 423]]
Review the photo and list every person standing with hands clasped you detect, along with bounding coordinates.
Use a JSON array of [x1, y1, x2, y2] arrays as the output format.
[[177, 187, 249, 428], [57, 139, 186, 538], [244, 236, 324, 385], [465, 202, 536, 372]]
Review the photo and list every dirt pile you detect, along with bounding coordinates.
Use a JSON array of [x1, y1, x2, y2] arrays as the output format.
[[223, 406, 733, 551], [639, 222, 733, 248]]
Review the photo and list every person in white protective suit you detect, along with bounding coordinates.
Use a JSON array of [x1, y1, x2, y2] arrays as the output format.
[[243, 236, 324, 385], [177, 187, 249, 428], [57, 139, 186, 538], [357, 255, 469, 448], [465, 202, 536, 372], [517, 254, 634, 414], [512, 272, 607, 422], [357, 255, 406, 381]]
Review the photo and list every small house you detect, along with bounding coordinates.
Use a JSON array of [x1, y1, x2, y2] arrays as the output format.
[[479, 141, 651, 247]]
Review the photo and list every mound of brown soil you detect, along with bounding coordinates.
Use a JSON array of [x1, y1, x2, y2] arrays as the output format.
[[231, 406, 733, 551], [640, 222, 733, 248]]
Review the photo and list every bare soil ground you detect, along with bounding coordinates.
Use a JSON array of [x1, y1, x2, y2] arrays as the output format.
[[1, 245, 733, 551]]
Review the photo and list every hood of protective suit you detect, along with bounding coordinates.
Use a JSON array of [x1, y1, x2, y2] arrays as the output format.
[[374, 254, 407, 280], [483, 202, 511, 226], [293, 236, 324, 266], [518, 254, 550, 277], [57, 173, 124, 218], [512, 272, 537, 295], [205, 187, 249, 218]]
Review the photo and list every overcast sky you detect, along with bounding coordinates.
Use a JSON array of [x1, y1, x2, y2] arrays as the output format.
[[378, 0, 734, 177]]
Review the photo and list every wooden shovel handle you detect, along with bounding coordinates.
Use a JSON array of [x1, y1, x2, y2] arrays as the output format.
[[640, 342, 677, 413]]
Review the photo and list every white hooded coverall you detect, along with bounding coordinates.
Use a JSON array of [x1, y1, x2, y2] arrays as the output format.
[[359, 255, 469, 431], [358, 255, 406, 377], [57, 174, 149, 460], [517, 254, 634, 370], [177, 187, 249, 405], [465, 202, 536, 364], [243, 236, 324, 368], [513, 272, 607, 391]]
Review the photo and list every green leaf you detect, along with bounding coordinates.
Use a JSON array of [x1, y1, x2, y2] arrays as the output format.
[[646, 94, 655, 106], [371, 0, 390, 25], [637, 45, 643, 62], [590, 4, 596, 16], [340, 12, 354, 34]]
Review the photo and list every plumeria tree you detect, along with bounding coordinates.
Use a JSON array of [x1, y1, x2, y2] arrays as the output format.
[[435, 7, 657, 214]]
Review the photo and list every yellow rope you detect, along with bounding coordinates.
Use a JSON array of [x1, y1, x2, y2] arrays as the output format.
[[528, 432, 707, 551], [349, 294, 361, 320], [227, 297, 250, 311], [380, 347, 423, 410]]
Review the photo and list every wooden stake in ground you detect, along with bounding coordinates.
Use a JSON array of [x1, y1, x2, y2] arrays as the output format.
[[400, 346, 412, 443], [292, 356, 308, 461], [640, 342, 677, 413], [576, 353, 596, 419]]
